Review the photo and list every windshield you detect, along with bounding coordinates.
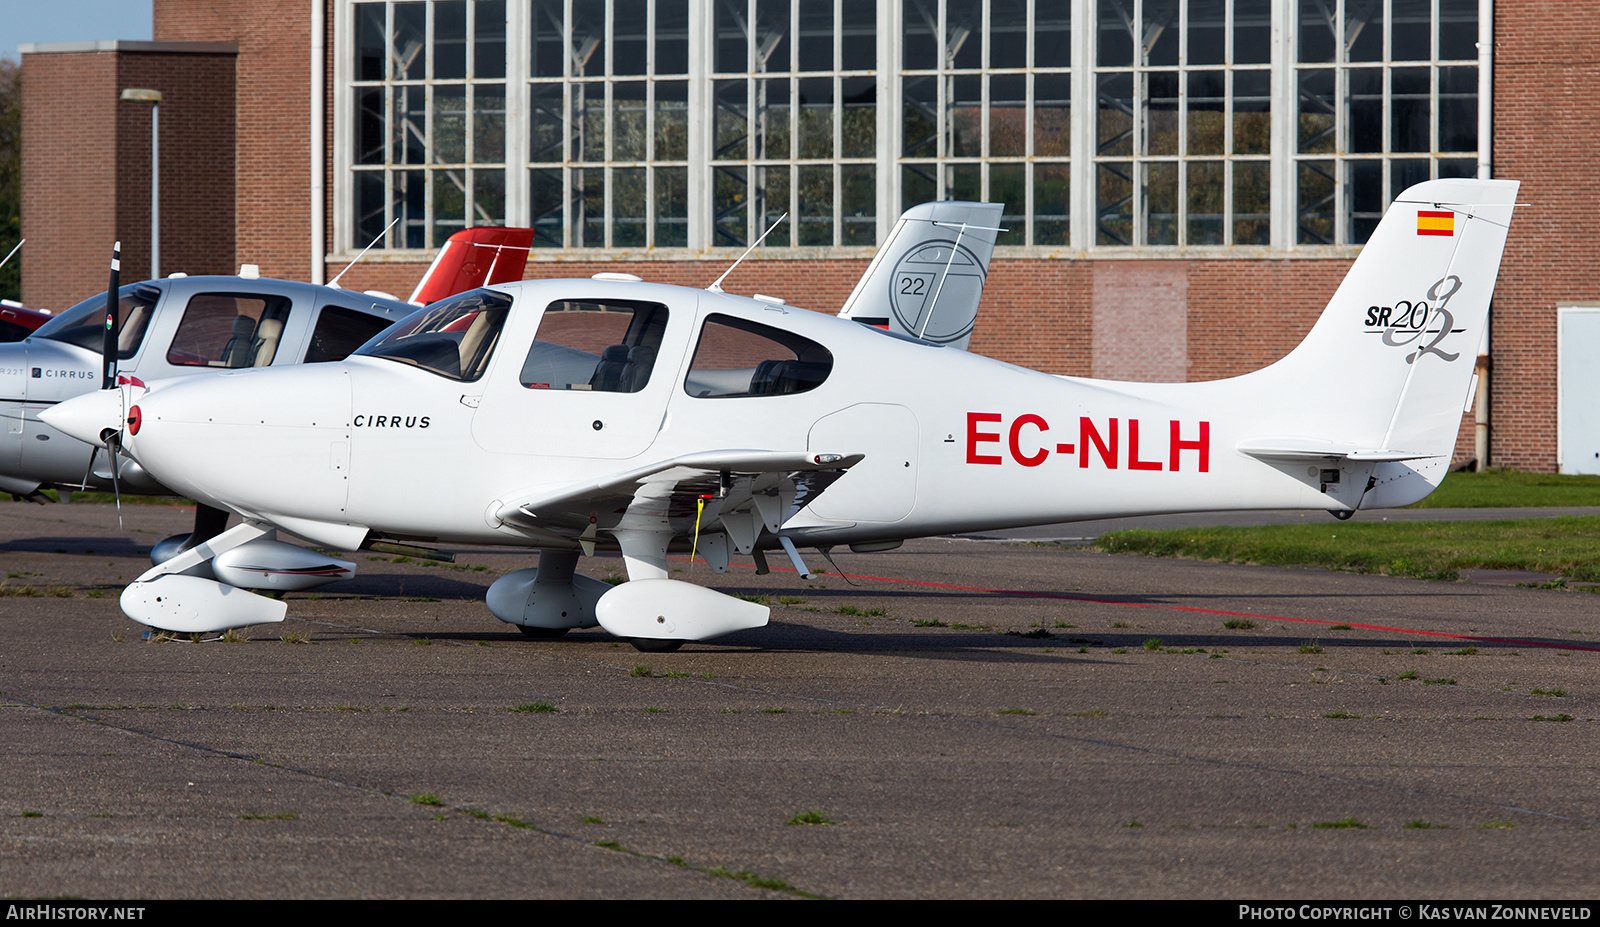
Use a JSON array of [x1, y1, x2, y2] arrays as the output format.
[[34, 284, 161, 358], [353, 287, 511, 382]]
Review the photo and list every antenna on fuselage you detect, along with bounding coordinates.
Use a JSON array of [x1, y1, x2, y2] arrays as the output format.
[[327, 217, 401, 290], [706, 213, 787, 294], [0, 238, 23, 274]]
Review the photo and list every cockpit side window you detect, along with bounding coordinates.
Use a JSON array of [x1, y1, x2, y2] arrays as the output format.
[[355, 288, 511, 382], [519, 299, 669, 393], [683, 313, 833, 398], [166, 293, 295, 368], [33, 284, 160, 359]]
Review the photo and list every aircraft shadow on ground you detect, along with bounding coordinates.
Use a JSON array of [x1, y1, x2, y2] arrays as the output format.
[[1, 535, 148, 556]]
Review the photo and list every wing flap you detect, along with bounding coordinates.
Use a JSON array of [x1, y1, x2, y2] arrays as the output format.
[[495, 449, 865, 539]]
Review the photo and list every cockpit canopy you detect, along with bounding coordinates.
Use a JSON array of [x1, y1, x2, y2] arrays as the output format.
[[354, 287, 511, 382], [32, 284, 160, 358]]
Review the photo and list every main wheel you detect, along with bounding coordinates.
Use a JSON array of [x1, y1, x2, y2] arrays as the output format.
[[518, 625, 570, 640], [629, 638, 686, 653]]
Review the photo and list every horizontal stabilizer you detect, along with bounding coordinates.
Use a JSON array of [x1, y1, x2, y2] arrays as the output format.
[[1237, 439, 1433, 463]]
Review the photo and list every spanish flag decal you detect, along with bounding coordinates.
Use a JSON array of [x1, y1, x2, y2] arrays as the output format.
[[1417, 210, 1455, 237]]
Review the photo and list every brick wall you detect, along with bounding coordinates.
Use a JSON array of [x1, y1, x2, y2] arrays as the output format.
[[20, 52, 118, 310], [1485, 1, 1600, 472], [20, 46, 234, 311], [155, 0, 311, 281]]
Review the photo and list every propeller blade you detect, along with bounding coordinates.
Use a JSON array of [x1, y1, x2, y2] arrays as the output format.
[[102, 241, 121, 389]]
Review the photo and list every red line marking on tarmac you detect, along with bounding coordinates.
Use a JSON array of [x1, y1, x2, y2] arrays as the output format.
[[674, 555, 1600, 654]]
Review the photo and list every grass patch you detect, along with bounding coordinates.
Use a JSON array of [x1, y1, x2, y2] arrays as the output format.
[[1094, 515, 1600, 583], [996, 708, 1038, 716], [239, 811, 297, 821], [1405, 819, 1442, 829], [1223, 618, 1256, 630], [1298, 642, 1324, 654], [1323, 710, 1361, 719], [511, 702, 558, 713], [1143, 638, 1162, 651], [629, 664, 653, 677], [786, 810, 834, 826], [1312, 817, 1369, 829], [1531, 688, 1568, 697], [410, 794, 443, 806], [1410, 469, 1600, 508], [1531, 714, 1574, 722], [835, 605, 886, 617], [1423, 678, 1458, 686], [912, 619, 947, 628], [1446, 647, 1480, 656]]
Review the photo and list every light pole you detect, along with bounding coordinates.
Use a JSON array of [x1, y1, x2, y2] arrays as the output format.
[[119, 88, 163, 280]]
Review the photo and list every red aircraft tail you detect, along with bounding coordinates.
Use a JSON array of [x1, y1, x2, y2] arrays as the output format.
[[407, 227, 535, 305]]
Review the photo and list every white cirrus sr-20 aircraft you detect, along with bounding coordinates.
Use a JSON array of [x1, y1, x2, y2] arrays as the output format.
[[45, 180, 1516, 651]]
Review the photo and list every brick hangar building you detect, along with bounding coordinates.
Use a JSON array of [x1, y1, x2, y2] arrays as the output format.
[[18, 0, 1599, 473]]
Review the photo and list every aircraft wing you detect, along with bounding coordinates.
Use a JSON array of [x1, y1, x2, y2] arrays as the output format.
[[494, 450, 865, 551]]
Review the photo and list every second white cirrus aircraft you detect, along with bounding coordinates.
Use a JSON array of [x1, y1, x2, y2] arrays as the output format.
[[45, 179, 1518, 651]]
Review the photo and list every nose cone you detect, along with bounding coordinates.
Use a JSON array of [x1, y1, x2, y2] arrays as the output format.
[[39, 388, 124, 447]]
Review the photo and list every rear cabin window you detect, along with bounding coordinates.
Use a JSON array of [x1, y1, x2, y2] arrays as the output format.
[[683, 314, 832, 398], [519, 299, 669, 393], [305, 305, 393, 363], [167, 293, 294, 368]]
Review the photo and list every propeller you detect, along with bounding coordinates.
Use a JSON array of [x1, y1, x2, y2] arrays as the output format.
[[97, 242, 125, 525], [102, 241, 120, 389]]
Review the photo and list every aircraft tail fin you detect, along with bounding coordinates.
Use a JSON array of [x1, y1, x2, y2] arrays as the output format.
[[1253, 179, 1517, 460], [408, 227, 536, 305], [838, 201, 1004, 350]]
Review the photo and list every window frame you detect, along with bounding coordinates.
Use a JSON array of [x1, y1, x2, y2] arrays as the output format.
[[333, 0, 1489, 259]]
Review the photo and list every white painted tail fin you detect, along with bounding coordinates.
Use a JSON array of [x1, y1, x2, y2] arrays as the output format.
[[838, 201, 1004, 350], [1254, 179, 1516, 452], [1236, 179, 1518, 506]]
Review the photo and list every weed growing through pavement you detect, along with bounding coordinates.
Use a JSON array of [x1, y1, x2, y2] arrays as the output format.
[[1312, 817, 1369, 829], [1224, 619, 1255, 630], [786, 810, 834, 826], [511, 703, 558, 713]]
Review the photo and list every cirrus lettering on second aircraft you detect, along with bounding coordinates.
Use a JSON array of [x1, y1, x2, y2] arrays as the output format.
[[353, 414, 431, 428], [31, 367, 95, 380]]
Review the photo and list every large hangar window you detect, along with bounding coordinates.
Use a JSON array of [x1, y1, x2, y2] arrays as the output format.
[[336, 0, 1483, 255], [1294, 0, 1481, 245], [350, 0, 509, 249]]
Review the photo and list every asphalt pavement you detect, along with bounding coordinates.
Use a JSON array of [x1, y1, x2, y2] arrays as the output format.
[[4, 502, 1600, 899]]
